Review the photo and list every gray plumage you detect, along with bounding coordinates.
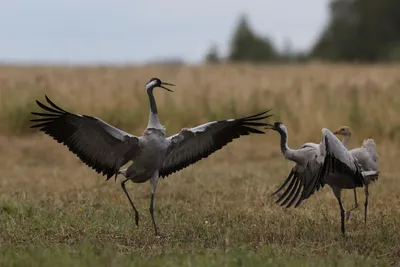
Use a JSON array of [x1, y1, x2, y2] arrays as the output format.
[[333, 126, 379, 223], [266, 122, 379, 235], [30, 77, 273, 236]]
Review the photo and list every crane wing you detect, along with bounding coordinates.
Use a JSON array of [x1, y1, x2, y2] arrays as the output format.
[[271, 145, 325, 208], [159, 110, 273, 178], [301, 128, 365, 200], [30, 95, 141, 180]]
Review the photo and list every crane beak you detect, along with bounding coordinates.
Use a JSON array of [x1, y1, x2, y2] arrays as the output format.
[[160, 82, 175, 92], [265, 123, 275, 130]]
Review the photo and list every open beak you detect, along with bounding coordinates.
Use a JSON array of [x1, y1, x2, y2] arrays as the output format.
[[160, 82, 175, 92], [265, 123, 275, 130]]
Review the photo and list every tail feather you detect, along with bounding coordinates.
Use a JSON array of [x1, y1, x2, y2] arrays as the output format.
[[362, 170, 380, 184]]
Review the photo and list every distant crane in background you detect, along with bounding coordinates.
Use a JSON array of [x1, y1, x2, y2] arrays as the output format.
[[266, 122, 379, 235], [30, 77, 273, 237]]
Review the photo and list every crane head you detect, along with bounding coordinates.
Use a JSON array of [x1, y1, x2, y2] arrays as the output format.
[[333, 126, 352, 137], [145, 77, 175, 92], [265, 121, 287, 134]]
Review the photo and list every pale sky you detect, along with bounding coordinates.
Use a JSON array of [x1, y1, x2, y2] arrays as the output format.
[[0, 0, 330, 64]]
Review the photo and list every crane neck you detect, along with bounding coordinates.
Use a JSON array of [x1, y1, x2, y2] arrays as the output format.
[[278, 129, 295, 160], [146, 88, 163, 129], [147, 88, 158, 114], [341, 134, 351, 147]]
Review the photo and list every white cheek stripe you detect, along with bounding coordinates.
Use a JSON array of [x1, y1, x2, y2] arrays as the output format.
[[146, 80, 157, 90]]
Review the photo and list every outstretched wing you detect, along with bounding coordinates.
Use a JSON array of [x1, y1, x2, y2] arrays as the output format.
[[301, 128, 365, 200], [30, 95, 141, 180], [271, 145, 325, 208], [159, 110, 273, 178]]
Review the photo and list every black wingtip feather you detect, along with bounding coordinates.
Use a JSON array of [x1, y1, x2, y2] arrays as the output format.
[[30, 111, 60, 117], [29, 95, 133, 180], [45, 95, 70, 113], [280, 178, 300, 207], [276, 175, 297, 204], [242, 109, 273, 120], [286, 182, 303, 208], [243, 121, 270, 127], [241, 126, 265, 134], [271, 170, 294, 196], [30, 118, 56, 122]]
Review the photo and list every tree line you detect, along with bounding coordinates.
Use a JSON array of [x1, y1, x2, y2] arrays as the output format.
[[206, 0, 400, 63]]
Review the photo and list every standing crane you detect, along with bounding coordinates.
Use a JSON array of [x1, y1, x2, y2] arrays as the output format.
[[30, 77, 273, 236], [332, 126, 379, 224], [265, 122, 379, 235]]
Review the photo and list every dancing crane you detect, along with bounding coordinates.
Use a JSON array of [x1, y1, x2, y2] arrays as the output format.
[[30, 77, 273, 236], [266, 122, 379, 235]]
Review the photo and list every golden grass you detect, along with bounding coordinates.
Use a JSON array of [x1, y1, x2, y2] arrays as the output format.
[[1, 63, 400, 266]]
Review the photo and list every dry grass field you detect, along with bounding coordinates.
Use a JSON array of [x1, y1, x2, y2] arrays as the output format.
[[0, 63, 400, 266]]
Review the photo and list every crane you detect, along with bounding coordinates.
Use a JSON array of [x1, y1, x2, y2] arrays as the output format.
[[30, 77, 273, 237], [265, 122, 379, 235], [332, 126, 379, 224]]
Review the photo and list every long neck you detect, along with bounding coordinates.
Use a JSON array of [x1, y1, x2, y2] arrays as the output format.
[[341, 134, 351, 147], [147, 88, 163, 129], [279, 130, 295, 160]]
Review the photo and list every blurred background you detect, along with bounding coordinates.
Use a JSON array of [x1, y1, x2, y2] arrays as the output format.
[[1, 0, 400, 65]]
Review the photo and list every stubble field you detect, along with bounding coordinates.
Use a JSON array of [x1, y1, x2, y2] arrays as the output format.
[[0, 63, 400, 266]]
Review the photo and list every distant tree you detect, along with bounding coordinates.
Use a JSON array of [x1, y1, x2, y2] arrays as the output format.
[[205, 44, 220, 63], [228, 14, 277, 62], [312, 0, 400, 62]]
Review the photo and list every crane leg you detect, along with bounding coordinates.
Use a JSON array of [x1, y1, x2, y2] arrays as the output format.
[[150, 173, 159, 237], [332, 187, 346, 236], [336, 196, 346, 236], [345, 188, 359, 221], [364, 185, 369, 227], [121, 178, 139, 226]]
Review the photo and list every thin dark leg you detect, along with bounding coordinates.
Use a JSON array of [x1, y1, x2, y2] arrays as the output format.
[[364, 185, 369, 226], [121, 178, 139, 226], [149, 193, 159, 236], [353, 188, 358, 207], [149, 173, 160, 237], [336, 196, 346, 236], [346, 188, 359, 221]]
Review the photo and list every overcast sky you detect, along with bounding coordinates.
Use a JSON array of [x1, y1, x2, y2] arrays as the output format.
[[0, 0, 330, 64]]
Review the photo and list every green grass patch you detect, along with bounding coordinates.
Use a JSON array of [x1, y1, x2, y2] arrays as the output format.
[[0, 245, 389, 267]]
